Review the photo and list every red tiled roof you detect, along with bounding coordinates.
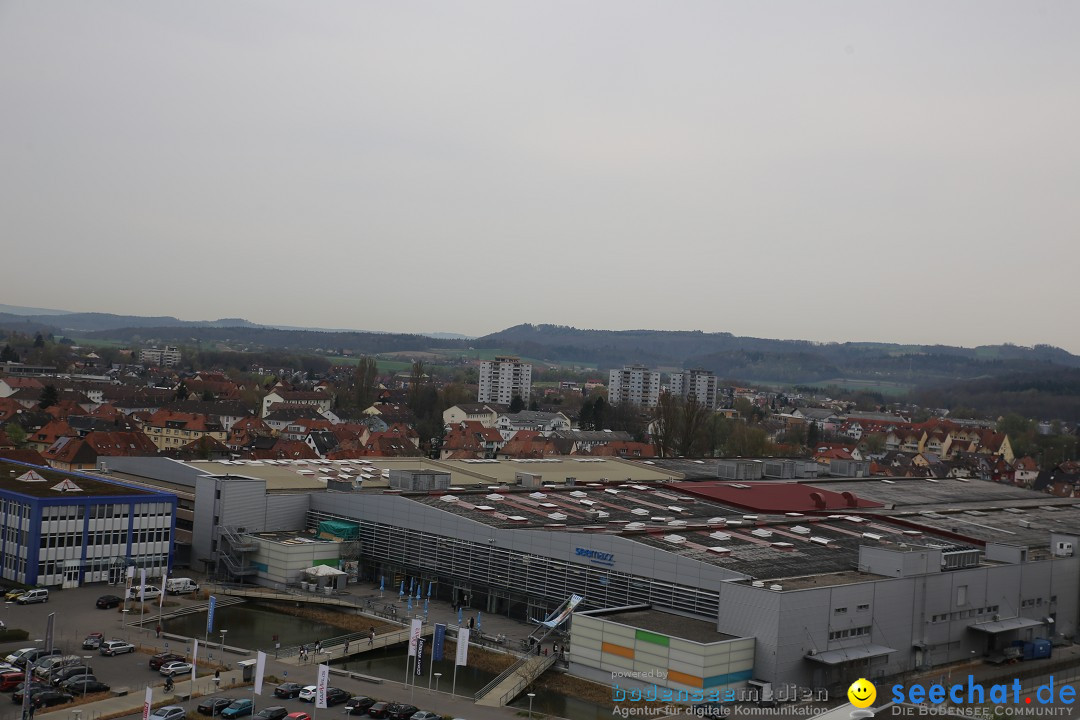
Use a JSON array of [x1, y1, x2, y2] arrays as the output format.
[[674, 481, 883, 512]]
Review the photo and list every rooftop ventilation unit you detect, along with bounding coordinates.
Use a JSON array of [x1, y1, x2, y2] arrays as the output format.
[[624, 522, 646, 531], [772, 542, 795, 549], [769, 584, 783, 591], [664, 535, 687, 544], [708, 546, 732, 556], [862, 532, 884, 541], [751, 529, 773, 538], [791, 526, 811, 535], [752, 580, 765, 588], [709, 532, 731, 541], [809, 536, 831, 546]]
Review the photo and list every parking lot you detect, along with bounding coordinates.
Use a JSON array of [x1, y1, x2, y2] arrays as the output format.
[[0, 585, 528, 720]]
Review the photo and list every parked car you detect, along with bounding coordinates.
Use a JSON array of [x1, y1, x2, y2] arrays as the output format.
[[285, 714, 311, 720], [386, 704, 419, 720], [325, 688, 350, 706], [127, 585, 162, 601], [160, 661, 194, 677], [150, 705, 187, 720], [33, 654, 84, 680], [4, 648, 36, 665], [345, 696, 376, 715], [62, 678, 109, 695], [31, 690, 73, 708], [220, 699, 254, 719], [165, 578, 200, 595], [95, 595, 123, 610], [253, 707, 289, 720], [0, 671, 26, 692], [410, 713, 442, 720], [50, 665, 94, 686], [3, 588, 28, 602], [100, 640, 136, 656], [83, 632, 105, 649], [11, 683, 50, 704], [197, 697, 233, 716], [15, 649, 61, 669], [16, 589, 49, 605], [274, 683, 305, 699], [366, 703, 391, 719], [297, 686, 318, 702], [150, 653, 186, 670]]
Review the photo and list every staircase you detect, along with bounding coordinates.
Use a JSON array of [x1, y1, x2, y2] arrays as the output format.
[[218, 527, 258, 579]]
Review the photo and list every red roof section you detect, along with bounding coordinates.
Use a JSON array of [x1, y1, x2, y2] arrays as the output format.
[[673, 481, 883, 512]]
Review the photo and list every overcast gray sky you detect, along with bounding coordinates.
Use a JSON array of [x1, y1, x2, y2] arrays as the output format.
[[2, 2, 1078, 350]]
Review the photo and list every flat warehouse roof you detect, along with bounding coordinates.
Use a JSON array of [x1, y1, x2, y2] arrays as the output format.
[[584, 608, 738, 643], [0, 461, 157, 498]]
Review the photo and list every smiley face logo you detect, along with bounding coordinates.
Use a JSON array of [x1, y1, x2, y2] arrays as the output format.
[[847, 678, 877, 708]]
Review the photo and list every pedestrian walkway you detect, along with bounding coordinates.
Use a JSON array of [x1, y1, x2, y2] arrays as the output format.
[[284, 624, 434, 666]]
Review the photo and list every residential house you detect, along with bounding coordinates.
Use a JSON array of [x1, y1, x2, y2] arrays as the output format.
[[28, 419, 75, 452], [792, 407, 841, 432], [496, 431, 564, 459], [0, 376, 44, 398], [261, 389, 332, 418], [1013, 456, 1040, 488], [442, 403, 504, 428], [141, 409, 226, 451], [550, 429, 634, 455], [43, 430, 159, 471], [227, 416, 274, 450], [495, 411, 572, 441], [440, 421, 506, 460]]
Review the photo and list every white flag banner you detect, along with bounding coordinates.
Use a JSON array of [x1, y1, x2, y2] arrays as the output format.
[[191, 640, 199, 684], [455, 628, 470, 666], [408, 618, 422, 658], [140, 568, 147, 602], [315, 663, 330, 709], [142, 686, 153, 720], [253, 651, 266, 695]]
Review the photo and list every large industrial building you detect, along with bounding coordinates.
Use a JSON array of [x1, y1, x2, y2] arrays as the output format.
[[95, 456, 1079, 696], [0, 460, 176, 587]]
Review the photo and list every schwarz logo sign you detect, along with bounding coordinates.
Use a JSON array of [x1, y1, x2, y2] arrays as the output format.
[[576, 547, 615, 566]]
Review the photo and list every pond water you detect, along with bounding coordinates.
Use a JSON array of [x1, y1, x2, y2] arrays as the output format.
[[164, 604, 610, 720]]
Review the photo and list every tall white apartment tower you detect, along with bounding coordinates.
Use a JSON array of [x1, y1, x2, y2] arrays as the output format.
[[608, 365, 662, 408], [668, 369, 719, 410], [478, 356, 532, 405]]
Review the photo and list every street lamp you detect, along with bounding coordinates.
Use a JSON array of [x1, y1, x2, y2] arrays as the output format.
[[527, 692, 536, 720], [434, 673, 441, 693], [220, 630, 228, 659], [81, 656, 93, 699]]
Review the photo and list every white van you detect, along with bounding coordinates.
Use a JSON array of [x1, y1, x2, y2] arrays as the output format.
[[165, 578, 199, 595]]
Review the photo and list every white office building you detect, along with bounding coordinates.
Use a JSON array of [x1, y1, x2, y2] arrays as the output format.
[[478, 356, 531, 405], [608, 365, 662, 408], [668, 369, 719, 410]]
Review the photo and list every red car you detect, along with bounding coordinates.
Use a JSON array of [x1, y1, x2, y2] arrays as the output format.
[[286, 714, 311, 720], [0, 671, 26, 692]]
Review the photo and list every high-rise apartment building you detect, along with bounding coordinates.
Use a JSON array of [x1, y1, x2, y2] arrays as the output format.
[[478, 356, 532, 405], [139, 345, 181, 368], [607, 365, 662, 408], [668, 369, 719, 410]]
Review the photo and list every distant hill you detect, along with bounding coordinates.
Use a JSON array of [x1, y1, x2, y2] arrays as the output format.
[[0, 304, 73, 316], [475, 324, 1080, 384]]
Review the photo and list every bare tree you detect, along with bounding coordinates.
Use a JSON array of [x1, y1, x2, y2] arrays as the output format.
[[651, 392, 681, 458]]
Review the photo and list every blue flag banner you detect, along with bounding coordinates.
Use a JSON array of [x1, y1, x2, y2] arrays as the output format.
[[207, 595, 217, 635], [433, 623, 446, 662]]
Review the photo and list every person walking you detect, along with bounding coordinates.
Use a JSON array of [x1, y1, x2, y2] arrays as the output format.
[[369, 627, 375, 647], [315, 641, 322, 655], [344, 640, 349, 654]]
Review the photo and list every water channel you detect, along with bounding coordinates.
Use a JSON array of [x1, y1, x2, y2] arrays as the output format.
[[163, 605, 609, 720]]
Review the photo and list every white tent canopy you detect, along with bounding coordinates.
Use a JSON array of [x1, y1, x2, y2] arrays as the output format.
[[303, 565, 346, 577]]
